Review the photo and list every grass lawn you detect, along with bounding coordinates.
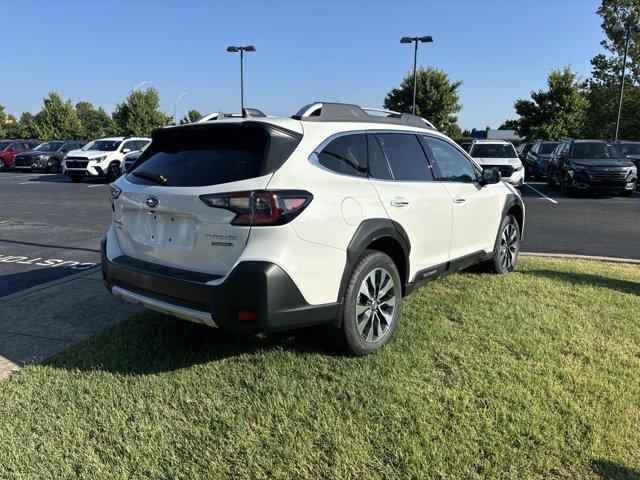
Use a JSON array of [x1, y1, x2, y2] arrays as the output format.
[[0, 257, 639, 479]]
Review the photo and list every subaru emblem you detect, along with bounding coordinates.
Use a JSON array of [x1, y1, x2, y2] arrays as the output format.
[[146, 196, 159, 208]]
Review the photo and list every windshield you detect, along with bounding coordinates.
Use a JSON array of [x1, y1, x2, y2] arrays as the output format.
[[82, 140, 121, 152], [571, 142, 623, 160], [0, 141, 12, 150], [34, 141, 64, 152], [470, 143, 517, 158], [620, 143, 640, 156], [539, 142, 559, 155]]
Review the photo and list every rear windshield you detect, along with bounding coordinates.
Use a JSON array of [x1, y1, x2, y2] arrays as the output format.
[[470, 143, 517, 158], [539, 142, 559, 154], [128, 123, 301, 187], [620, 143, 640, 155], [571, 142, 623, 159]]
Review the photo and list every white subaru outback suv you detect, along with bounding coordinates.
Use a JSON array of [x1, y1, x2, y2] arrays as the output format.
[[468, 139, 525, 187], [63, 136, 151, 182], [101, 103, 524, 355]]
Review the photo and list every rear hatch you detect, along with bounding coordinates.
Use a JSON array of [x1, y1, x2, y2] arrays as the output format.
[[111, 121, 302, 276]]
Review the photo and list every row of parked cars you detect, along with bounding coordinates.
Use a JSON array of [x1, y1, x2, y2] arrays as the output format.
[[0, 136, 151, 182], [517, 139, 639, 196]]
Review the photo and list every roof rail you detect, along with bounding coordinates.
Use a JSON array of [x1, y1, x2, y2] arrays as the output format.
[[292, 102, 435, 130], [197, 108, 267, 123]]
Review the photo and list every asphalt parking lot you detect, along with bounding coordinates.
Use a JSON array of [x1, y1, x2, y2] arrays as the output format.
[[1, 172, 638, 300]]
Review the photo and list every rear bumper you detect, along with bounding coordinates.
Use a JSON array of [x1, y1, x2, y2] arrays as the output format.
[[100, 237, 340, 333]]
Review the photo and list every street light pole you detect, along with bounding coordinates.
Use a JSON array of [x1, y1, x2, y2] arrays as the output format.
[[174, 92, 187, 125], [227, 45, 256, 113], [401, 35, 433, 115], [613, 24, 638, 141]]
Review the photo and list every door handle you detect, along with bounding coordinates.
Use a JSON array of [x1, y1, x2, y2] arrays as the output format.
[[390, 199, 409, 208], [453, 196, 466, 204]]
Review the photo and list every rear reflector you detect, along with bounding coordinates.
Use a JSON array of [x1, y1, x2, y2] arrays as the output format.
[[237, 310, 258, 321], [199, 190, 313, 226]]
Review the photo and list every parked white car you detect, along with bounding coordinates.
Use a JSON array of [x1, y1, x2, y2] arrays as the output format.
[[468, 139, 525, 187], [63, 136, 151, 182], [102, 103, 524, 355]]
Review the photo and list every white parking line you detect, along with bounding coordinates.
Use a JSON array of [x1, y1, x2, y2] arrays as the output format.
[[87, 184, 105, 188], [524, 184, 559, 204]]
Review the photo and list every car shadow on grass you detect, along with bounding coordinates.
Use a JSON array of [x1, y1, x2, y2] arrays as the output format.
[[524, 269, 639, 296], [591, 459, 640, 480], [43, 312, 346, 376]]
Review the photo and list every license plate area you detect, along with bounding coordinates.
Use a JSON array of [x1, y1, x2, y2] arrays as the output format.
[[125, 210, 197, 249]]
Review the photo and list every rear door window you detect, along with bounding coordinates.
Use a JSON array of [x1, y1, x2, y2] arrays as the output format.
[[128, 124, 300, 187], [375, 133, 433, 181], [316, 134, 367, 177]]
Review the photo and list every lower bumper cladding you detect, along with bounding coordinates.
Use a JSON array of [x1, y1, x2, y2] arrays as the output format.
[[101, 238, 340, 333]]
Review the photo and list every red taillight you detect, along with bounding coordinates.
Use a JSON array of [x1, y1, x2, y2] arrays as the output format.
[[237, 310, 258, 321], [199, 190, 313, 226]]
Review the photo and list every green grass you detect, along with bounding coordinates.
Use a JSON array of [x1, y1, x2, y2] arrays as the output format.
[[1, 257, 639, 479]]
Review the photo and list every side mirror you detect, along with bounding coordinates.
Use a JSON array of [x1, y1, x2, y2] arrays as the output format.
[[61, 149, 68, 153], [482, 167, 501, 185], [122, 148, 132, 154]]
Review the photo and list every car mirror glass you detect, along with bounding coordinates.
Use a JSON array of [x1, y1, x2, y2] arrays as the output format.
[[482, 167, 500, 185]]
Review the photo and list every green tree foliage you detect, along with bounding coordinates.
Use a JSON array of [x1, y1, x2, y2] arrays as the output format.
[[75, 101, 115, 139], [180, 109, 202, 125], [0, 105, 6, 138], [513, 67, 587, 140], [383, 67, 463, 137], [33, 92, 84, 140], [499, 119, 519, 130], [584, 0, 640, 139], [112, 87, 171, 136]]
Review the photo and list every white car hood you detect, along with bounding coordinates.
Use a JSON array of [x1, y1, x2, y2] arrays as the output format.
[[473, 157, 522, 166], [67, 149, 112, 159]]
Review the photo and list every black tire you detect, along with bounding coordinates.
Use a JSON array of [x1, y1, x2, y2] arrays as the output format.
[[340, 250, 402, 356], [106, 162, 120, 182], [485, 214, 521, 274], [620, 187, 634, 197], [560, 173, 573, 196], [46, 160, 60, 174], [69, 174, 84, 183]]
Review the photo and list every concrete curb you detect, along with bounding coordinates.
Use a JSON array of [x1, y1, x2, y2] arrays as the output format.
[[0, 266, 101, 303], [520, 252, 640, 265]]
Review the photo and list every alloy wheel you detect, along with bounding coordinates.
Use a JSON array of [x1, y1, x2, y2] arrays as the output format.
[[355, 268, 396, 343], [499, 223, 519, 271]]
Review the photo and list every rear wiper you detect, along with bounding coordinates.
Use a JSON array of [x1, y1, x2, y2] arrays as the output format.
[[132, 171, 168, 185]]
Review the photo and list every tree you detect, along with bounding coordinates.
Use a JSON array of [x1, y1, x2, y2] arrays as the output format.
[[499, 119, 519, 130], [180, 109, 202, 125], [383, 67, 463, 137], [513, 67, 587, 140], [33, 92, 84, 140], [584, 0, 640, 139], [76, 101, 115, 139], [112, 87, 171, 136], [0, 105, 6, 138]]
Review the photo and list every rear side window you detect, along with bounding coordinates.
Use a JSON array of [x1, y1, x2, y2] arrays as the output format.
[[316, 134, 367, 177], [375, 133, 433, 181], [128, 124, 301, 187], [367, 134, 393, 180], [423, 136, 478, 183]]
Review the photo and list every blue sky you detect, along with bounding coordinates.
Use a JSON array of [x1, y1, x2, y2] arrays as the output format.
[[1, 0, 605, 130]]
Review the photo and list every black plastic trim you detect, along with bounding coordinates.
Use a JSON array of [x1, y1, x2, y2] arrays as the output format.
[[405, 250, 488, 295], [101, 238, 339, 333]]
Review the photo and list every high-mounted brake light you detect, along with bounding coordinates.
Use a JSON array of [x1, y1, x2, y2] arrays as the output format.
[[199, 190, 313, 226]]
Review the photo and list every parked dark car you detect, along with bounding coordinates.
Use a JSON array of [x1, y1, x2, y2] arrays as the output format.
[[525, 140, 559, 180], [615, 140, 640, 171], [13, 140, 87, 173], [547, 139, 637, 196], [0, 139, 40, 170], [516, 142, 533, 162]]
